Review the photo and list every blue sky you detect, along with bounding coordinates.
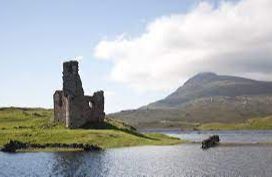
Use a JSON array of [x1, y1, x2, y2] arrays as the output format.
[[0, 0, 204, 112], [1, 0, 271, 113]]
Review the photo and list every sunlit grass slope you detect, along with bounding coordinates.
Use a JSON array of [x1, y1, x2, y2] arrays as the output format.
[[0, 107, 181, 149]]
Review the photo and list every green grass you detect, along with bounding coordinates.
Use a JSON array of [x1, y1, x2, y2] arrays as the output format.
[[198, 116, 272, 130], [0, 107, 182, 150]]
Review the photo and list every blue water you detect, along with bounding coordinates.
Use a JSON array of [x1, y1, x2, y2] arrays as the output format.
[[163, 130, 272, 143], [0, 130, 272, 177]]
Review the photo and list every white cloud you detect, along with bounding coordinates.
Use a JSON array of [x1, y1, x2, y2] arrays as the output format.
[[94, 0, 272, 92]]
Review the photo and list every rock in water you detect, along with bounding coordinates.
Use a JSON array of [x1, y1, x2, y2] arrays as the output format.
[[201, 135, 220, 149]]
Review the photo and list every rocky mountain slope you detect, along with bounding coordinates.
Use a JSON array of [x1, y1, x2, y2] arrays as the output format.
[[110, 73, 272, 128]]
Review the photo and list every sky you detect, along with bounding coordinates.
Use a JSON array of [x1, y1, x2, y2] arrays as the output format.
[[0, 0, 272, 113]]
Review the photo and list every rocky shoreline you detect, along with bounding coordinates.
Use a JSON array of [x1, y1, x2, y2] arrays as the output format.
[[1, 140, 103, 153]]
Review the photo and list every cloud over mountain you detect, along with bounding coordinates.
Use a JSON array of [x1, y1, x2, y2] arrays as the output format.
[[94, 0, 272, 91]]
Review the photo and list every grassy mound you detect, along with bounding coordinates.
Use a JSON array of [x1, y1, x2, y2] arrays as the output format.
[[0, 107, 181, 150]]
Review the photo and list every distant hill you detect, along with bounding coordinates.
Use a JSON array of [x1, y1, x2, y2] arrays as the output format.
[[110, 73, 272, 129]]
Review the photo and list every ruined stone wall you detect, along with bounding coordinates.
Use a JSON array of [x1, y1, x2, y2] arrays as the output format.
[[91, 91, 105, 122], [63, 61, 84, 97], [53, 60, 105, 129], [53, 91, 66, 123]]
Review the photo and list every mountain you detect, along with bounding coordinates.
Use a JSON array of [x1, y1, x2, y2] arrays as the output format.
[[110, 73, 272, 129]]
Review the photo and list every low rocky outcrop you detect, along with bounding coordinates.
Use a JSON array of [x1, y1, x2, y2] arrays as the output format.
[[1, 140, 102, 153], [1, 140, 27, 152], [201, 135, 220, 149]]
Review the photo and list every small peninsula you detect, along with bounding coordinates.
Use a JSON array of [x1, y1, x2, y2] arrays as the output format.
[[0, 107, 182, 152]]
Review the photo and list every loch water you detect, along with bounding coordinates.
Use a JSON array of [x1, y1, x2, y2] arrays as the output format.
[[0, 130, 272, 177]]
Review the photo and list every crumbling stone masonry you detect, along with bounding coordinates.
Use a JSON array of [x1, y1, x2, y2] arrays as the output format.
[[53, 61, 105, 128]]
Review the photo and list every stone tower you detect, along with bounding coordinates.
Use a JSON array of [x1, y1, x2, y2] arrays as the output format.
[[53, 61, 105, 128]]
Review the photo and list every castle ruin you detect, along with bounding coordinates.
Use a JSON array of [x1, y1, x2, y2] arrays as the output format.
[[53, 61, 105, 128]]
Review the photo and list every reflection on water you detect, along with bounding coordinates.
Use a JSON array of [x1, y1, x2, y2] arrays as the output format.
[[49, 152, 107, 177], [0, 131, 272, 177]]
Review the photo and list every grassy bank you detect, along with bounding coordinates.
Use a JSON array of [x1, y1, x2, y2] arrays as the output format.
[[198, 116, 272, 130], [0, 107, 182, 151], [132, 116, 272, 131]]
